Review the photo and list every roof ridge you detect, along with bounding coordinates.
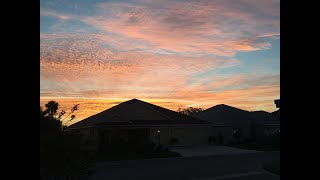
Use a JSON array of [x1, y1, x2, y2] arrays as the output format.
[[205, 103, 249, 113]]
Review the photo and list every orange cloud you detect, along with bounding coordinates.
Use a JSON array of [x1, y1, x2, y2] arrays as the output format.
[[41, 34, 240, 98]]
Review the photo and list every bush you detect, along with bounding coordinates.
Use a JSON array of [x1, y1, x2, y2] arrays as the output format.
[[40, 133, 94, 179]]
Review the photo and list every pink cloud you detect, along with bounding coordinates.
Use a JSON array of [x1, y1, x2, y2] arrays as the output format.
[[80, 0, 279, 56]]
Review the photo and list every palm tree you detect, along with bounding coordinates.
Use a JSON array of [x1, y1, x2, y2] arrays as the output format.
[[44, 101, 59, 119]]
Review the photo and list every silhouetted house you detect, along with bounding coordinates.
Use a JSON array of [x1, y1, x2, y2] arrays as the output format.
[[250, 99, 280, 143], [67, 99, 211, 151], [195, 100, 280, 144], [252, 112, 280, 143], [250, 111, 270, 139], [194, 104, 253, 144]]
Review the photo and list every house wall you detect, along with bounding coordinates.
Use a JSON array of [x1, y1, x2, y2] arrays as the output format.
[[173, 126, 210, 146], [149, 126, 211, 147], [68, 128, 100, 151], [72, 125, 212, 151], [211, 124, 253, 145], [211, 126, 233, 144], [234, 123, 253, 141], [149, 128, 171, 146], [253, 123, 280, 143]]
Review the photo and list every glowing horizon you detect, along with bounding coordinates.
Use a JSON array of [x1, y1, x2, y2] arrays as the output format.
[[40, 0, 280, 124]]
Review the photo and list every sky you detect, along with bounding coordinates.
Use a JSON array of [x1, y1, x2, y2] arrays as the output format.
[[40, 0, 280, 125]]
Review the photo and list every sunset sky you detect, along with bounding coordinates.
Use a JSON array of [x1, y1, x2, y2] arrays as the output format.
[[40, 0, 280, 124]]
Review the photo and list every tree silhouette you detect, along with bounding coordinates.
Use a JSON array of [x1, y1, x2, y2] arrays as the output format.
[[44, 100, 59, 119], [41, 101, 80, 129], [177, 107, 204, 116], [63, 104, 80, 126], [40, 101, 91, 179]]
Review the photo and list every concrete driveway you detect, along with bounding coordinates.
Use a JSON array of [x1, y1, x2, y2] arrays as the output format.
[[169, 145, 261, 157], [89, 151, 280, 180]]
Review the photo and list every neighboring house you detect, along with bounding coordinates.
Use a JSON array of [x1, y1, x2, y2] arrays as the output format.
[[255, 99, 280, 142], [194, 104, 253, 144], [252, 113, 280, 143], [195, 99, 281, 144], [250, 110, 271, 139], [253, 99, 280, 143], [67, 99, 211, 152]]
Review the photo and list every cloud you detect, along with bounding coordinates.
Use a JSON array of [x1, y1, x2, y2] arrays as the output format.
[[40, 0, 280, 116], [40, 33, 242, 100], [79, 0, 279, 56], [41, 0, 279, 56], [40, 9, 73, 20]]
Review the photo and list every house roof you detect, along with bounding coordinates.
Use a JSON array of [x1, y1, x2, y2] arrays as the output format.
[[194, 104, 253, 126], [250, 111, 270, 123], [195, 103, 280, 127], [68, 99, 210, 129], [269, 109, 280, 121]]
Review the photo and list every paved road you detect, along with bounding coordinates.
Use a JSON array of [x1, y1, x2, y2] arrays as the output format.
[[89, 151, 280, 180]]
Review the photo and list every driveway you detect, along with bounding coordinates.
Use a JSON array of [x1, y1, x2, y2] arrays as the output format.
[[169, 145, 261, 157], [89, 151, 280, 180]]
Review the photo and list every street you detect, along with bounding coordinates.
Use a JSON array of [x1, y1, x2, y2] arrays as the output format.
[[89, 151, 280, 180]]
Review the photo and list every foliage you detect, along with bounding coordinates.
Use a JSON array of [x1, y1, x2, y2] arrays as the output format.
[[40, 101, 93, 179], [177, 107, 204, 116], [40, 133, 94, 179], [41, 101, 79, 131], [40, 107, 62, 134], [44, 100, 59, 119]]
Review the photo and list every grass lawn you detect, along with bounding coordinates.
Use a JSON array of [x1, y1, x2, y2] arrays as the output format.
[[263, 160, 280, 175], [96, 151, 182, 162]]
